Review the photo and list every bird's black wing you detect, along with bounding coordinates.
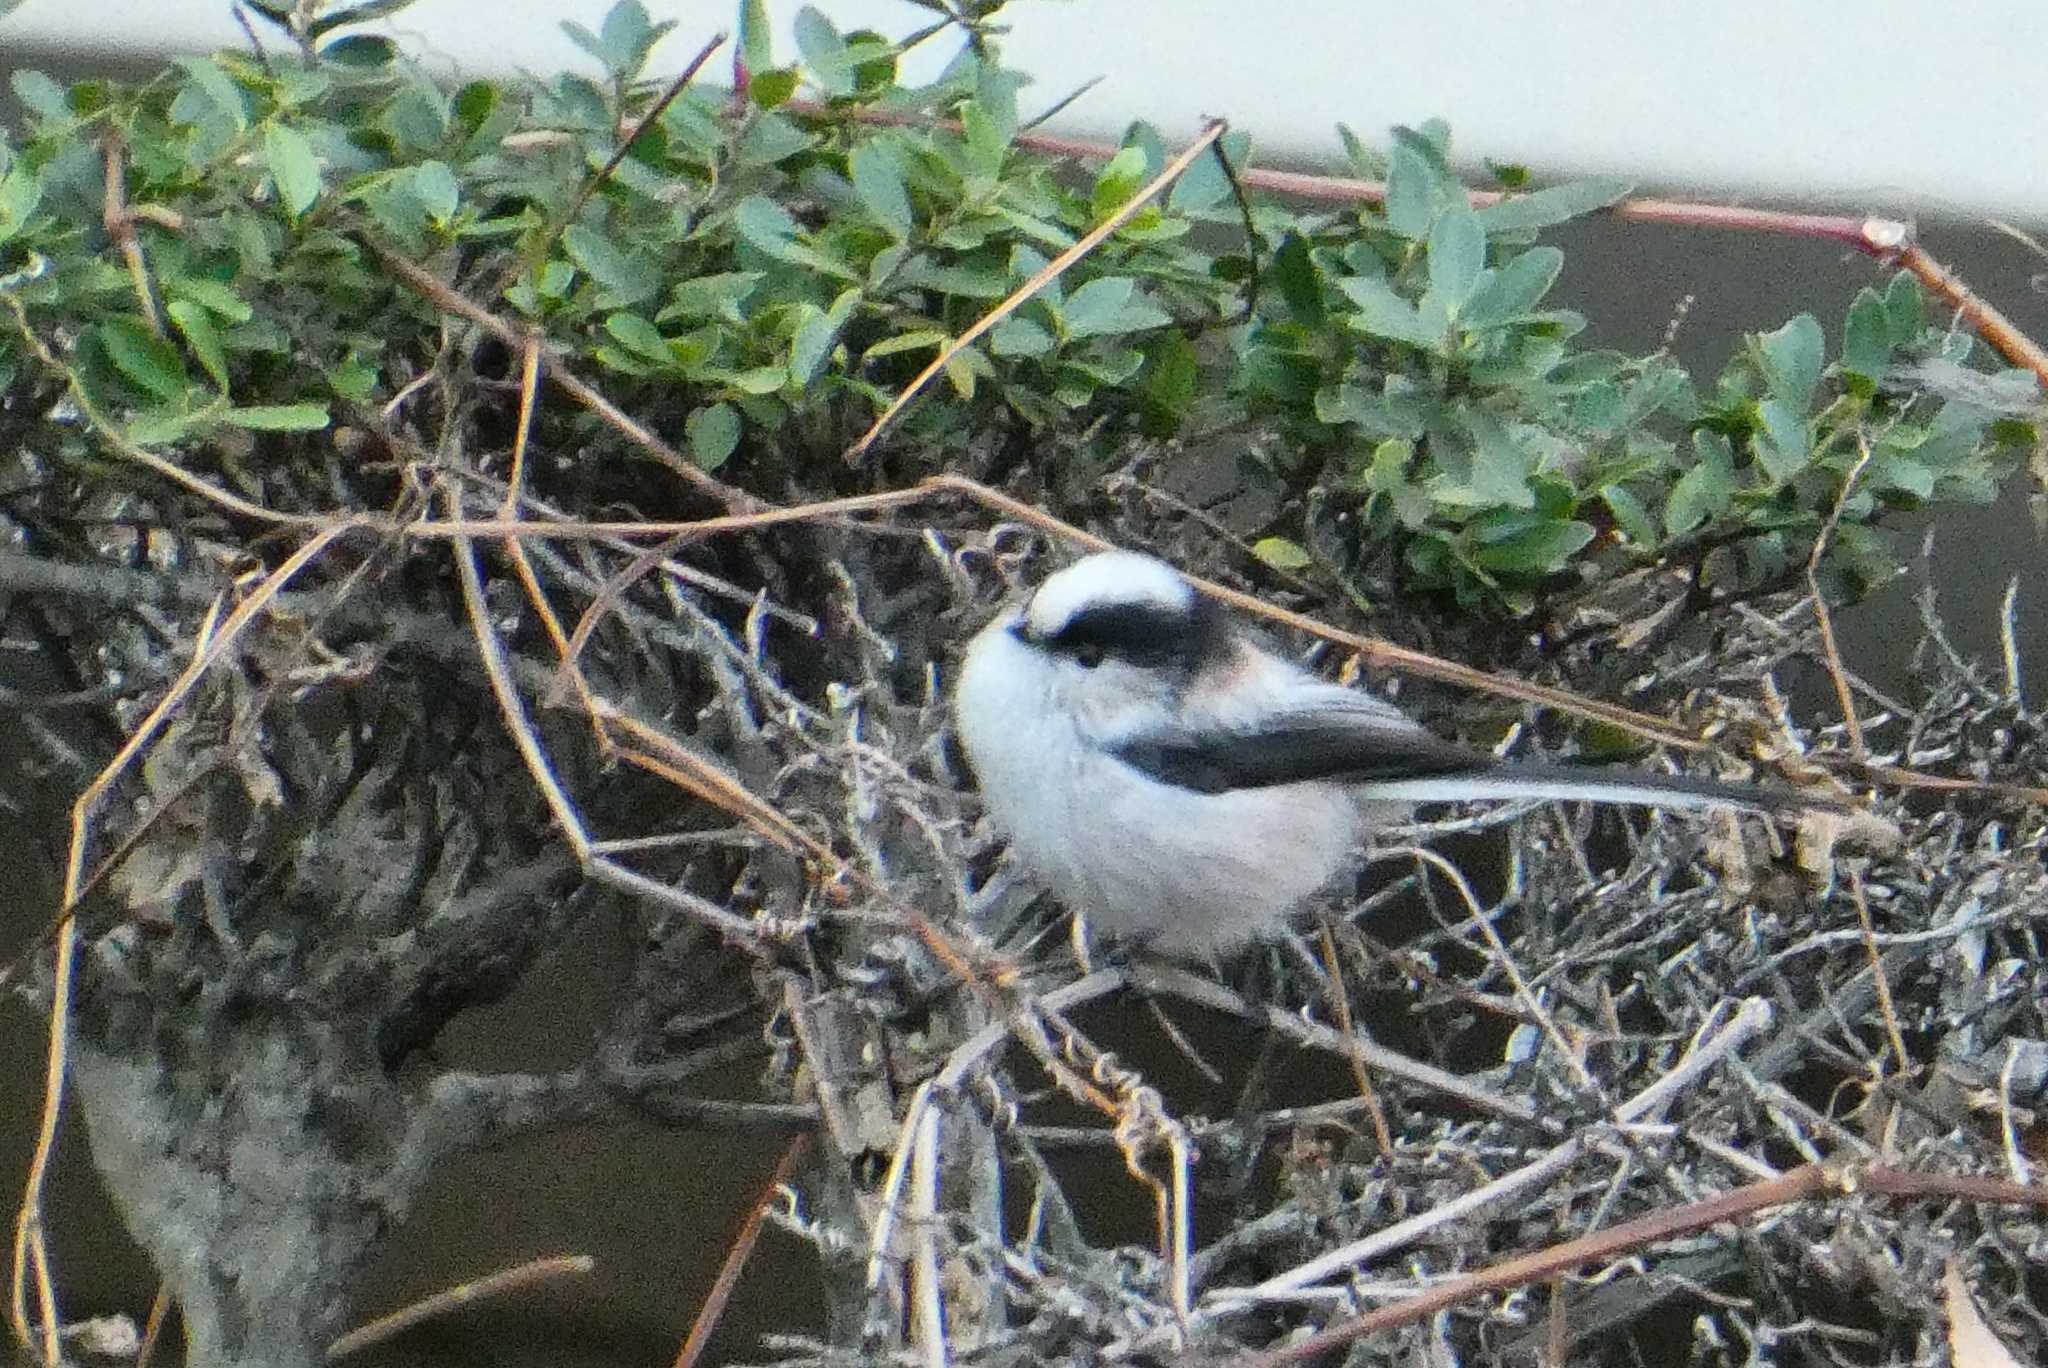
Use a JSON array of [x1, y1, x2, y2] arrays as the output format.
[[1109, 690, 1490, 794], [1109, 686, 1847, 815]]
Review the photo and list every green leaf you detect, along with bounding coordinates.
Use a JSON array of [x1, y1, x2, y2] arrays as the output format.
[[166, 300, 229, 388], [411, 161, 459, 224], [901, 260, 1008, 299], [959, 101, 1008, 177], [1063, 276, 1136, 338], [1336, 276, 1440, 350], [1871, 449, 1934, 498], [1884, 271, 1923, 344], [989, 317, 1054, 358], [843, 30, 897, 97], [451, 81, 501, 141], [738, 0, 773, 74], [599, 0, 661, 75], [1470, 519, 1596, 572], [10, 71, 69, 121], [1462, 245, 1562, 327], [128, 412, 201, 447], [1841, 288, 1891, 383], [1665, 431, 1737, 537], [0, 165, 43, 244], [1352, 437, 1413, 492], [174, 56, 249, 131], [1252, 537, 1314, 572], [849, 141, 913, 240], [1335, 122, 1387, 179], [1571, 381, 1623, 433], [1427, 201, 1485, 311], [263, 123, 322, 218], [1756, 313, 1823, 408], [1271, 233, 1325, 327], [789, 287, 859, 385], [748, 67, 799, 109], [863, 328, 947, 359], [733, 113, 813, 168], [1754, 397, 1810, 480], [793, 6, 851, 97], [1090, 143, 1148, 221], [164, 277, 253, 323], [666, 271, 763, 324], [726, 365, 787, 394], [1459, 410, 1537, 508], [328, 353, 378, 403], [604, 312, 672, 366], [1473, 176, 1632, 231], [1111, 124, 1161, 187], [687, 401, 741, 469], [1139, 329, 1197, 435], [1166, 131, 1247, 214], [321, 34, 398, 67], [100, 317, 190, 402], [734, 194, 799, 255], [1600, 484, 1654, 547], [223, 403, 331, 431], [562, 224, 658, 305], [1383, 129, 1449, 238], [561, 20, 610, 66]]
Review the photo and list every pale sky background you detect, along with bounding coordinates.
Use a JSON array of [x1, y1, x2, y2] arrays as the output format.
[[6, 0, 2044, 221]]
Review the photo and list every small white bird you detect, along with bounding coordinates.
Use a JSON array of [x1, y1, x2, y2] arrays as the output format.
[[952, 549, 1839, 957]]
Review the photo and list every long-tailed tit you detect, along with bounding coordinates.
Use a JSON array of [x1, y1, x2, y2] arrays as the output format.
[[952, 550, 1843, 957]]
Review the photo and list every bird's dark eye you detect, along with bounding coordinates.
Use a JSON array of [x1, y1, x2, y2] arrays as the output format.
[[1073, 643, 1106, 669]]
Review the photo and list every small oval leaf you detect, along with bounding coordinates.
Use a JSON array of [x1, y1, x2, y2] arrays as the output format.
[[686, 402, 741, 470]]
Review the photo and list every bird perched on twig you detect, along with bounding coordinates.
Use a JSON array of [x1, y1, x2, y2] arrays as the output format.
[[952, 549, 1845, 957]]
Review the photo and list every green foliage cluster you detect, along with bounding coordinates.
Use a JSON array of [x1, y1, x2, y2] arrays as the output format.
[[0, 0, 2033, 612]]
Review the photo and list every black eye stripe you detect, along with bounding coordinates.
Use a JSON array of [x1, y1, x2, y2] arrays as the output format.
[[1039, 598, 1223, 670]]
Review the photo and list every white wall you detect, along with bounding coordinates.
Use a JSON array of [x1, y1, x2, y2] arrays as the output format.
[[6, 1, 2043, 221]]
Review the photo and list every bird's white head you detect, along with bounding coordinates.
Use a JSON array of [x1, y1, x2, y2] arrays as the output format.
[[1020, 550, 1198, 642]]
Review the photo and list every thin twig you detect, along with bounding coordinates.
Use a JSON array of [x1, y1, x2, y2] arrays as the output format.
[[1806, 434, 1875, 758], [100, 133, 161, 334], [908, 1098, 949, 1368], [1846, 868, 1910, 1078], [447, 487, 596, 862], [1316, 919, 1393, 1159], [1998, 577, 2024, 707], [672, 1136, 810, 1368], [326, 1255, 596, 1359]]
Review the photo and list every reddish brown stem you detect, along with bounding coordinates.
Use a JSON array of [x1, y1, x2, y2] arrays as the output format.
[[672, 1136, 811, 1368], [783, 100, 2048, 390]]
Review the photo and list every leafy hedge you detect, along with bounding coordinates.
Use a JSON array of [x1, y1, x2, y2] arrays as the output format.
[[0, 0, 2031, 613]]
